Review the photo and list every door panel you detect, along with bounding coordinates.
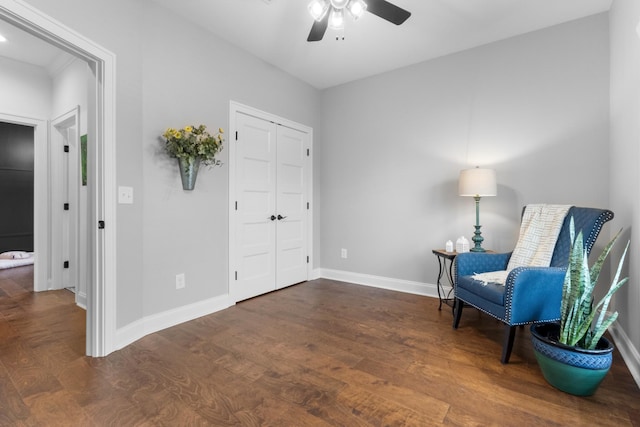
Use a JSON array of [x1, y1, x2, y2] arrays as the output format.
[[51, 109, 80, 293], [275, 126, 308, 289], [235, 113, 277, 301]]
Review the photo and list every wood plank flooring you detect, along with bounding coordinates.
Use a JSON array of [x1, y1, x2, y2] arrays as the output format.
[[1, 267, 639, 426]]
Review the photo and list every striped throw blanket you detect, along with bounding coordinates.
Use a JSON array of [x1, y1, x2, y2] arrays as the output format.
[[472, 204, 572, 285]]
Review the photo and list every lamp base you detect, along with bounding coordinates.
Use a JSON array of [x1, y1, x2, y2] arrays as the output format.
[[470, 224, 485, 252]]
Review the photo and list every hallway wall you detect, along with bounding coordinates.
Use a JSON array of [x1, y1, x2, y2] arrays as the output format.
[[0, 122, 34, 253]]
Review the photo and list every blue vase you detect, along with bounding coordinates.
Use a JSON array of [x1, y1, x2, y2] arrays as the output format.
[[530, 323, 613, 396], [178, 157, 200, 191]]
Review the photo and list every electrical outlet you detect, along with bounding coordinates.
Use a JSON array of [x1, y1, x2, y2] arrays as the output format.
[[341, 248, 348, 259], [176, 273, 186, 289]]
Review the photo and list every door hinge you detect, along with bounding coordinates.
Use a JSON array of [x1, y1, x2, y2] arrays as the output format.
[[235, 271, 238, 280], [63, 203, 69, 211], [64, 145, 70, 153], [307, 256, 309, 264], [63, 261, 69, 269], [235, 131, 238, 141], [307, 148, 310, 157], [235, 201, 238, 211], [98, 220, 105, 229], [307, 202, 309, 210]]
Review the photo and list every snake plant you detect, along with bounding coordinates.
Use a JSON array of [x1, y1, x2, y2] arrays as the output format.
[[559, 217, 630, 349]]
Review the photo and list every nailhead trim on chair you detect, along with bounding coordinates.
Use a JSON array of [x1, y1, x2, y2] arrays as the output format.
[[458, 299, 504, 323], [458, 298, 558, 327], [585, 210, 614, 254], [504, 269, 517, 324]]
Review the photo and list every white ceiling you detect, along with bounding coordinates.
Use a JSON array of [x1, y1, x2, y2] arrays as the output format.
[[150, 0, 612, 89], [0, 20, 72, 71], [1, 0, 612, 88]]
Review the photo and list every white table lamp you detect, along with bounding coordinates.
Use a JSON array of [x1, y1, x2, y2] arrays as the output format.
[[458, 167, 497, 252]]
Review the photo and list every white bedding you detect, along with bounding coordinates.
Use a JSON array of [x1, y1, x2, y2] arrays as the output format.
[[0, 252, 35, 269]]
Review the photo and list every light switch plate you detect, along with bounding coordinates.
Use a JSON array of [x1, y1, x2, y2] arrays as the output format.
[[118, 186, 134, 204]]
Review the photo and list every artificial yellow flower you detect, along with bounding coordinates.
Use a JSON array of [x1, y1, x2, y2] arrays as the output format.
[[219, 128, 224, 134], [163, 123, 224, 167]]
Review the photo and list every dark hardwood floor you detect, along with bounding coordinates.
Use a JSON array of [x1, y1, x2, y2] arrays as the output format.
[[1, 267, 639, 426]]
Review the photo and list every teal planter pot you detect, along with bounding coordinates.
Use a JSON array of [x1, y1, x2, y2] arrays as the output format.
[[178, 157, 201, 191], [530, 323, 613, 396]]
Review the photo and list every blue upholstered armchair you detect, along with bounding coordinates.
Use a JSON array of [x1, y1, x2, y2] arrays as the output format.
[[453, 206, 614, 364]]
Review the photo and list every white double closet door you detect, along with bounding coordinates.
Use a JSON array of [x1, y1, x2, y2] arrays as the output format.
[[233, 111, 310, 302]]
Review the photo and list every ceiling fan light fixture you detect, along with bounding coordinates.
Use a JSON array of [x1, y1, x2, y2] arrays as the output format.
[[347, 0, 367, 20], [308, 0, 329, 21], [307, 0, 410, 42], [328, 7, 345, 30]]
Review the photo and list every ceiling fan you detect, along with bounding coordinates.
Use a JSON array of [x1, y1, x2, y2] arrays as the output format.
[[307, 0, 411, 42]]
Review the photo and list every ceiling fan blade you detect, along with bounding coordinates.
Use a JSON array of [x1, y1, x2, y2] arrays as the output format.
[[366, 0, 411, 25], [307, 14, 329, 42]]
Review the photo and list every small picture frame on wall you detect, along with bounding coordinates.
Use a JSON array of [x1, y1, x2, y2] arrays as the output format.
[[81, 134, 87, 186]]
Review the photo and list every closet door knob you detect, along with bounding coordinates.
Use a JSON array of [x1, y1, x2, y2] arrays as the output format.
[[269, 215, 277, 221], [277, 215, 287, 220]]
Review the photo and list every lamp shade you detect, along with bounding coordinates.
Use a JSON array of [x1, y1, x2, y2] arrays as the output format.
[[458, 168, 497, 197]]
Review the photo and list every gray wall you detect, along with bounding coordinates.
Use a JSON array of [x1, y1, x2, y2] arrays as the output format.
[[610, 0, 640, 372], [22, 0, 321, 328], [23, 0, 147, 328], [140, 2, 322, 317], [320, 14, 610, 284], [0, 56, 52, 119], [0, 122, 34, 253]]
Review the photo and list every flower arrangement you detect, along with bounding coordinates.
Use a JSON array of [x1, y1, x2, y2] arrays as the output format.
[[162, 124, 224, 166]]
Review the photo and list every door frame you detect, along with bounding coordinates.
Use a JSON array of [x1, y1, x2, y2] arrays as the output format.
[[228, 101, 313, 303], [0, 0, 117, 357], [51, 107, 81, 297]]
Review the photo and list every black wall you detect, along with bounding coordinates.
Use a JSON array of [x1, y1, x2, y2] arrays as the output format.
[[0, 122, 34, 253]]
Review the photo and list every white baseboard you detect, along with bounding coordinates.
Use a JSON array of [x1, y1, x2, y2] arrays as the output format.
[[115, 294, 234, 351], [76, 292, 87, 310], [611, 322, 640, 389], [316, 268, 441, 299], [310, 268, 322, 281]]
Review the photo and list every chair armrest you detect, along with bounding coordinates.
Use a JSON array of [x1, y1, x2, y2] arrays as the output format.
[[455, 252, 511, 277], [505, 266, 567, 324]]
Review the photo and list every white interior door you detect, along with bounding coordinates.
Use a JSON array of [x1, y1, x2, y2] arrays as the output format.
[[66, 125, 79, 292], [275, 125, 308, 289], [51, 108, 80, 293], [234, 113, 278, 301], [232, 109, 311, 302]]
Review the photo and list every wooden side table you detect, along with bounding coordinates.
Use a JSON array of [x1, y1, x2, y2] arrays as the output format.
[[432, 249, 457, 312]]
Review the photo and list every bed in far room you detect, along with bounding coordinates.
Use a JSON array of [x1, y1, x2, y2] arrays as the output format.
[[0, 251, 35, 270]]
